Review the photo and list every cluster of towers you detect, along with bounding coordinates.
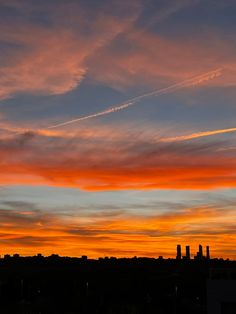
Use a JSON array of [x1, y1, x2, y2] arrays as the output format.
[[176, 244, 210, 260]]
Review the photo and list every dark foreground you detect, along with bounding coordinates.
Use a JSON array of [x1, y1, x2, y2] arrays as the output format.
[[0, 256, 235, 314]]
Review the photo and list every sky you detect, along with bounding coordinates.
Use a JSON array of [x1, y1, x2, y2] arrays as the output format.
[[0, 0, 236, 259]]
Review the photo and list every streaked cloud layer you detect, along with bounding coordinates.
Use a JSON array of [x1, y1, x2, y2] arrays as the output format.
[[0, 124, 236, 191], [0, 0, 236, 258], [0, 197, 235, 258], [0, 0, 236, 100]]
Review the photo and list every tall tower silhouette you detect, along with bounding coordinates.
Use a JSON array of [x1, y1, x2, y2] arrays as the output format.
[[206, 246, 210, 259], [176, 244, 182, 260], [186, 246, 190, 259], [199, 244, 203, 259]]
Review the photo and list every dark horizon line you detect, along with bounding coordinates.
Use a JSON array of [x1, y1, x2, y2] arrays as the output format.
[[1, 253, 235, 262]]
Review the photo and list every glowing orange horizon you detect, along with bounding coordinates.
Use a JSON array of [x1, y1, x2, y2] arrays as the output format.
[[0, 206, 235, 260], [0, 0, 236, 261]]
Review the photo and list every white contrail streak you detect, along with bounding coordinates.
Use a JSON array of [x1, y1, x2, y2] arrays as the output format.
[[161, 127, 236, 143], [48, 68, 222, 129], [48, 102, 134, 128]]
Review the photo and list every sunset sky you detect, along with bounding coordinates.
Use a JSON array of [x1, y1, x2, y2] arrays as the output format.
[[0, 0, 236, 259]]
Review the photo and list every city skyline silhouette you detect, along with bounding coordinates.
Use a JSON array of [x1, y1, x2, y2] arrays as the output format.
[[0, 0, 236, 312]]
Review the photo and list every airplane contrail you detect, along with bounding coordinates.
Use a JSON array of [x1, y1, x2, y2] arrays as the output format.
[[48, 102, 134, 129], [160, 126, 236, 143], [47, 68, 222, 129]]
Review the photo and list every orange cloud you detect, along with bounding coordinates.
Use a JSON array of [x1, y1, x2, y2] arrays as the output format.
[[0, 204, 235, 259], [89, 29, 236, 89], [1, 1, 236, 101], [0, 1, 140, 99], [0, 126, 235, 191], [0, 25, 87, 99]]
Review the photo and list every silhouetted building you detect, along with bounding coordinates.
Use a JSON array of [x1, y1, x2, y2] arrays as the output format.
[[199, 244, 203, 259], [176, 244, 182, 260], [206, 246, 210, 259], [0, 245, 233, 314], [186, 245, 190, 259], [194, 244, 204, 260]]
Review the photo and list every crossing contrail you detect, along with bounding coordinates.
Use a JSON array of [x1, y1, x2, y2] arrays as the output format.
[[48, 68, 222, 129]]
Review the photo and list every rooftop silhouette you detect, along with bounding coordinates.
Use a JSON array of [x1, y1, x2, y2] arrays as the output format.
[[0, 246, 235, 313]]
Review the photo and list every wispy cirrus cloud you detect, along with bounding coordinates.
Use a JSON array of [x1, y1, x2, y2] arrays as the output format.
[[0, 124, 235, 191], [1, 0, 236, 102], [88, 28, 236, 90], [0, 0, 140, 100]]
